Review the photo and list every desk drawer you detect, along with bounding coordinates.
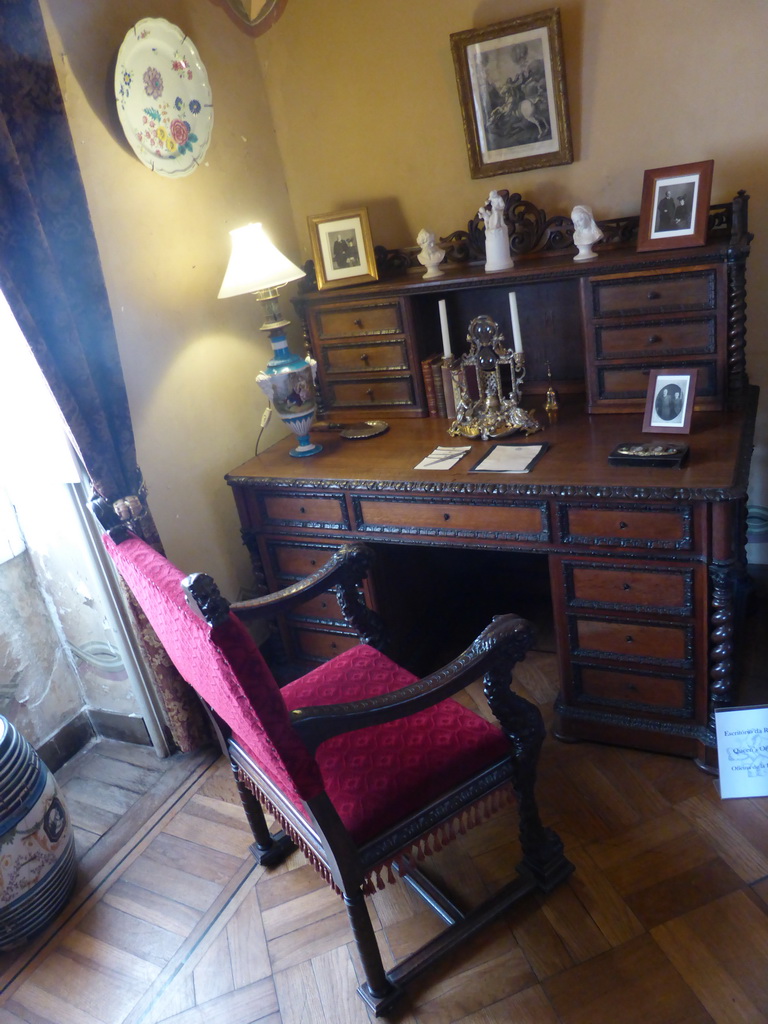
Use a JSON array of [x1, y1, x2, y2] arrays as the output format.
[[594, 361, 718, 403], [573, 665, 693, 714], [565, 563, 693, 614], [288, 592, 346, 625], [290, 626, 360, 663], [327, 377, 416, 409], [322, 339, 409, 374], [591, 269, 717, 316], [559, 503, 693, 550], [267, 541, 344, 579], [354, 497, 547, 540], [316, 303, 402, 339], [572, 616, 693, 667], [595, 318, 715, 358], [260, 494, 349, 530]]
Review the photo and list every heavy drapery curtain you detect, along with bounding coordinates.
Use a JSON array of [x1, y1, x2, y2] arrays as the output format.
[[0, 0, 207, 751]]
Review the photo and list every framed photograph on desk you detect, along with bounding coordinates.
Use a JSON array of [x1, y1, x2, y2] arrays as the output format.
[[643, 368, 698, 434], [637, 160, 714, 252], [307, 208, 378, 290]]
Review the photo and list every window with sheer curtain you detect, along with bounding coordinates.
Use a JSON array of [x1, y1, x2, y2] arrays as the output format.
[[0, 0, 207, 751]]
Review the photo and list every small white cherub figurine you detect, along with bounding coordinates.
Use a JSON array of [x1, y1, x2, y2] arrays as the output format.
[[571, 204, 604, 261], [479, 189, 506, 231], [479, 190, 514, 272], [416, 228, 445, 278]]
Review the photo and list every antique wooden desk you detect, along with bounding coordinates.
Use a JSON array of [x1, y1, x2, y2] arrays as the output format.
[[227, 192, 756, 768], [226, 389, 757, 769]]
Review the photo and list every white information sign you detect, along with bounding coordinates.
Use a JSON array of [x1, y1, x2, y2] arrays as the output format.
[[714, 705, 768, 799]]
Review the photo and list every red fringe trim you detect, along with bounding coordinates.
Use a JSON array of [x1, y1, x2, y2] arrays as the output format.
[[362, 785, 516, 895], [237, 769, 515, 898], [237, 770, 342, 893]]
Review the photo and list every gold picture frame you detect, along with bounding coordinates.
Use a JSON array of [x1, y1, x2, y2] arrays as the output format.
[[450, 8, 573, 179], [307, 208, 379, 291]]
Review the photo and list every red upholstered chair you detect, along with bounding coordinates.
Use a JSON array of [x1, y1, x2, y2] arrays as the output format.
[[96, 510, 572, 1016]]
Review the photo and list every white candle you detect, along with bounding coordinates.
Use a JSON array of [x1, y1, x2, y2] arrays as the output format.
[[509, 292, 523, 353], [438, 299, 452, 359]]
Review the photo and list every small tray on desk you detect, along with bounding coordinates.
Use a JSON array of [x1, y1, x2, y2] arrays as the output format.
[[608, 442, 689, 468]]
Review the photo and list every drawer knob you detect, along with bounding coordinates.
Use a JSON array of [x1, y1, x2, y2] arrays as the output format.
[[366, 388, 374, 400], [330, 641, 338, 649], [310, 558, 316, 565], [647, 334, 662, 344], [618, 521, 628, 529], [647, 290, 661, 300], [360, 352, 369, 364], [320, 600, 327, 609], [354, 318, 363, 327], [299, 506, 306, 514], [622, 582, 631, 591], [625, 635, 634, 644], [443, 513, 451, 521]]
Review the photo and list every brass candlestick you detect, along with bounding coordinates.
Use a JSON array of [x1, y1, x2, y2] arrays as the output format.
[[545, 362, 559, 424]]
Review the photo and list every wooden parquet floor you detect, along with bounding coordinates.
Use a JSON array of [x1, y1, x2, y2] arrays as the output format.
[[0, 641, 767, 1023]]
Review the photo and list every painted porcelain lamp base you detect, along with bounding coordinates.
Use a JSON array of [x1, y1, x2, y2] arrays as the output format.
[[256, 329, 322, 458]]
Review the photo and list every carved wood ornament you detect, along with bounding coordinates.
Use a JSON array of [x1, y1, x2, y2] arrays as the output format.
[[213, 0, 287, 34], [371, 189, 750, 277]]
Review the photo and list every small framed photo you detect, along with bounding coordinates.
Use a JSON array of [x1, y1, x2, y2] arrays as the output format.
[[637, 160, 714, 252], [307, 208, 378, 290], [643, 369, 698, 434], [450, 9, 572, 179]]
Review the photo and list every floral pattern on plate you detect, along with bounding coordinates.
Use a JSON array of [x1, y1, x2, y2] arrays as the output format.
[[115, 18, 213, 178]]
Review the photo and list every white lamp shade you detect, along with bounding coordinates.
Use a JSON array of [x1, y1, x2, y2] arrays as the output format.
[[218, 222, 305, 298]]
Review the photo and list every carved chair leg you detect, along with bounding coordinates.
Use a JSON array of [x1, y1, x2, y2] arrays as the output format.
[[344, 889, 399, 1013], [484, 670, 574, 892], [231, 763, 295, 867]]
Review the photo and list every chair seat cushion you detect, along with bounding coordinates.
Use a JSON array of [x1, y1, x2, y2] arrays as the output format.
[[278, 644, 511, 844]]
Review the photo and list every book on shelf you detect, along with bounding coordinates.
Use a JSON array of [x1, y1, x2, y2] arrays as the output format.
[[420, 354, 441, 416], [430, 358, 448, 417]]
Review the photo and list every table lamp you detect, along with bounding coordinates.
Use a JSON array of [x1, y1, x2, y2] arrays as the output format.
[[218, 222, 322, 457]]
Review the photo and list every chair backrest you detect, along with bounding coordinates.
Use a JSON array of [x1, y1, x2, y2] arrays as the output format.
[[103, 532, 324, 806]]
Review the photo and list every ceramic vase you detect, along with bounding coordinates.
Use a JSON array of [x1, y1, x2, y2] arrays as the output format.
[[0, 717, 77, 949], [257, 334, 322, 458]]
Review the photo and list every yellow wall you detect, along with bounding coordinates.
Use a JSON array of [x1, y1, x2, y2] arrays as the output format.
[[258, 0, 768, 556], [40, 0, 302, 598], [39, 1, 768, 583]]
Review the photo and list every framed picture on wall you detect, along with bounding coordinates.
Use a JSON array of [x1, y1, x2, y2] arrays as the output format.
[[450, 9, 573, 179], [637, 160, 714, 252], [643, 368, 698, 434], [307, 208, 378, 290]]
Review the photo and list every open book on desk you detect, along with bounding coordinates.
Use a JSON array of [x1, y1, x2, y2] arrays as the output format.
[[469, 442, 549, 474]]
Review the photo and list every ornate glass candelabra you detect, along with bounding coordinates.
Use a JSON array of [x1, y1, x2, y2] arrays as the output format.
[[448, 316, 539, 440]]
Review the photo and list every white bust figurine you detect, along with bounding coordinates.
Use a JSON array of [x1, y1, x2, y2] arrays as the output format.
[[571, 204, 604, 261], [416, 228, 445, 278]]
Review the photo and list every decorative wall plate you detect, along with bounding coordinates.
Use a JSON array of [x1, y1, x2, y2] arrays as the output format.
[[115, 18, 213, 177]]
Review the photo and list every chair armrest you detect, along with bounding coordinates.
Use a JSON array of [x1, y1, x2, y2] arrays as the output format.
[[289, 613, 533, 753], [230, 543, 386, 648]]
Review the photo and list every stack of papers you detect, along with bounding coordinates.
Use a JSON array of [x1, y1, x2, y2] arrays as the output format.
[[470, 443, 548, 473], [414, 446, 471, 470]]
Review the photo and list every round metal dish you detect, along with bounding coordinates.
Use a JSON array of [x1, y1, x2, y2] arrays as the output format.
[[339, 420, 389, 440]]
